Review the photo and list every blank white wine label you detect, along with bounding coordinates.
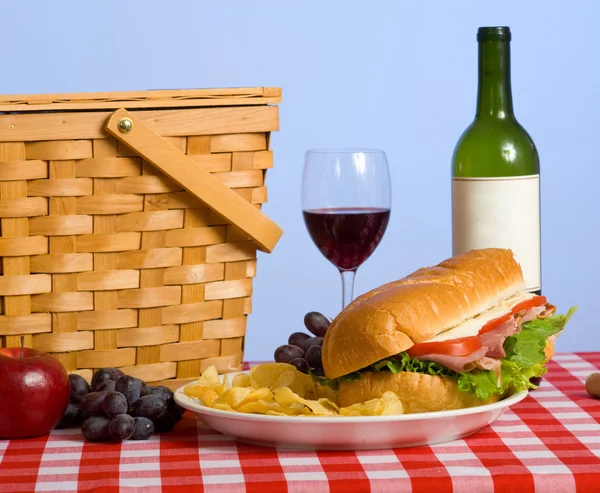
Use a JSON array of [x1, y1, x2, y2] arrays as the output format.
[[452, 175, 541, 292]]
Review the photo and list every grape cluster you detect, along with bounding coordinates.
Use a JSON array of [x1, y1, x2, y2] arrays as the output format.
[[274, 311, 330, 375], [56, 367, 184, 442]]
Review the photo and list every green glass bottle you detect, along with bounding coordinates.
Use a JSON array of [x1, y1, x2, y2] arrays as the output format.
[[452, 26, 541, 294]]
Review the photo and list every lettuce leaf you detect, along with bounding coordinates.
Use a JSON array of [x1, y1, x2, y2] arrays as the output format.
[[369, 352, 455, 377], [456, 367, 502, 400], [309, 368, 360, 390], [504, 307, 577, 368], [456, 361, 547, 400]]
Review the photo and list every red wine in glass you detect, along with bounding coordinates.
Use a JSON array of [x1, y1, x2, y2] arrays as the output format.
[[302, 149, 391, 309], [303, 207, 390, 271]]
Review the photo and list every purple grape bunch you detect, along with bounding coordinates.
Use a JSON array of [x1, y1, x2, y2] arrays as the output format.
[[55, 368, 185, 442], [273, 311, 330, 375]]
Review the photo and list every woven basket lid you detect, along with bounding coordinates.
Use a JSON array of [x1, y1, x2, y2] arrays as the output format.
[[0, 87, 281, 112]]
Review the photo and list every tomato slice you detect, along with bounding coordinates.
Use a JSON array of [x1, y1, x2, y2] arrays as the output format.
[[479, 313, 512, 335], [477, 295, 547, 335], [406, 336, 483, 357], [510, 295, 547, 315]]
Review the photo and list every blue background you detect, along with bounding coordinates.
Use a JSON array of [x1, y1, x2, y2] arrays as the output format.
[[0, 1, 595, 360]]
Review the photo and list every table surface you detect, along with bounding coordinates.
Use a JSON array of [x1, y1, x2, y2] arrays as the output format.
[[1, 353, 600, 493]]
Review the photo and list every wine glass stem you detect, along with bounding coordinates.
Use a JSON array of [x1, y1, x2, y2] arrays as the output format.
[[340, 270, 356, 309]]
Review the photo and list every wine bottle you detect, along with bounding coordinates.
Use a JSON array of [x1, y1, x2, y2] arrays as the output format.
[[452, 26, 541, 294]]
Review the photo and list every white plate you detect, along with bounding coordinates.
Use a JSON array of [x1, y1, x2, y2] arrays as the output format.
[[174, 374, 528, 450]]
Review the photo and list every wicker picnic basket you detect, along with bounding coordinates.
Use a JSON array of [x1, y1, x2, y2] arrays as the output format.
[[0, 87, 282, 389]]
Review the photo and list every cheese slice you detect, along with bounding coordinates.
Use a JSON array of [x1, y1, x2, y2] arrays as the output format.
[[429, 291, 537, 342]]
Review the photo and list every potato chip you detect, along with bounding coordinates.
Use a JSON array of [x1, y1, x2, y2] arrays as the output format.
[[269, 406, 304, 416], [300, 401, 337, 416], [196, 365, 221, 389], [274, 387, 337, 416], [318, 398, 339, 413], [250, 363, 317, 398], [288, 371, 318, 397], [239, 387, 273, 406], [184, 384, 220, 406], [289, 401, 307, 412], [211, 403, 234, 412], [221, 374, 230, 393], [266, 409, 292, 416], [232, 373, 251, 388], [212, 387, 253, 409], [315, 384, 339, 403], [250, 363, 296, 389], [236, 400, 302, 416], [273, 386, 301, 406], [236, 400, 282, 414], [378, 392, 405, 415], [339, 391, 404, 416]]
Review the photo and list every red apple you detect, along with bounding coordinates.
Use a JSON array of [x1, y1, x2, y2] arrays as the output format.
[[0, 345, 70, 439]]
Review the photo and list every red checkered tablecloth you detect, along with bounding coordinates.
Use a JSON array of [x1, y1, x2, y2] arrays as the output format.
[[2, 352, 600, 492]]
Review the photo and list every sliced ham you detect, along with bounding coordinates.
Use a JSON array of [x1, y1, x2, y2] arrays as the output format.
[[481, 317, 519, 358], [475, 357, 502, 384], [476, 356, 501, 371], [521, 305, 547, 322], [414, 346, 488, 373], [538, 304, 556, 319]]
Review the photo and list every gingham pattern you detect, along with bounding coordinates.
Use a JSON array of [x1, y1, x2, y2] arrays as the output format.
[[1, 353, 600, 492]]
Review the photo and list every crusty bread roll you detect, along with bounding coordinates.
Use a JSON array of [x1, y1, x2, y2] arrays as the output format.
[[339, 372, 499, 412], [322, 248, 526, 379]]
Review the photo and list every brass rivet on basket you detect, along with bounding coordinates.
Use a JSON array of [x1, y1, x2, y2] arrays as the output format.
[[117, 118, 133, 134]]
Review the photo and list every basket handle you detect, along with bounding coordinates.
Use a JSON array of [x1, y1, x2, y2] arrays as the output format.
[[105, 108, 282, 253]]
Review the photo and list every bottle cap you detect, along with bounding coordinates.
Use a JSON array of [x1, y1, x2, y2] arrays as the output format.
[[477, 27, 511, 42]]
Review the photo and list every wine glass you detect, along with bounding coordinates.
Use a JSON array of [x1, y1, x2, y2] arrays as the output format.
[[301, 149, 392, 309]]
